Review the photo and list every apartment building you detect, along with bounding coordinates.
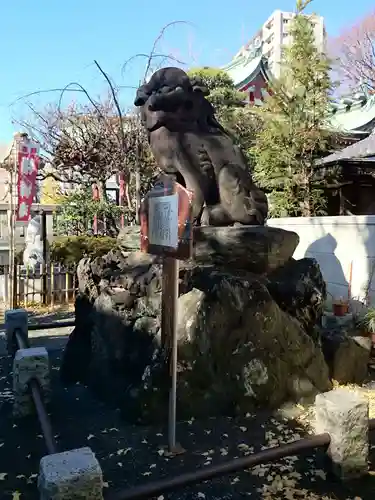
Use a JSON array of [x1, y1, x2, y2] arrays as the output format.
[[261, 10, 326, 77]]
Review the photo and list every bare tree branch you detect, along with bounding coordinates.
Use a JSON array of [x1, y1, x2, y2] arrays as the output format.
[[329, 10, 375, 93]]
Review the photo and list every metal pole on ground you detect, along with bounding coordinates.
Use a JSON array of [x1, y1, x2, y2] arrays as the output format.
[[164, 256, 179, 452], [140, 176, 193, 457]]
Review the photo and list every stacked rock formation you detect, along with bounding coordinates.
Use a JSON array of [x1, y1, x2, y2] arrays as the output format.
[[61, 225, 333, 423]]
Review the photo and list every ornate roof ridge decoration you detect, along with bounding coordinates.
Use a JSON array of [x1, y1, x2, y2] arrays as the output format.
[[329, 92, 374, 115]]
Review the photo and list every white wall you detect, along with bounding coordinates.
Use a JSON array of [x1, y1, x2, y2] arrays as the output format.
[[267, 215, 375, 306]]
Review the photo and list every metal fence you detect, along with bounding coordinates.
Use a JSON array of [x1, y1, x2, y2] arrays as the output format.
[[6, 315, 375, 500], [0, 264, 77, 307]]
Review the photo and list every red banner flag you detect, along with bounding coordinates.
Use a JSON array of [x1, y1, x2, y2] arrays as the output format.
[[16, 141, 40, 222]]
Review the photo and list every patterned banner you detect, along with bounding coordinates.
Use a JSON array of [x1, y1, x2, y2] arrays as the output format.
[[16, 140, 40, 222]]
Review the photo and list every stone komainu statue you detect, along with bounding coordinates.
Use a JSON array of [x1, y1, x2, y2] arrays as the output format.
[[134, 67, 268, 226]]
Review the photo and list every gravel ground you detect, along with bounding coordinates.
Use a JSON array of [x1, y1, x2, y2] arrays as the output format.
[[0, 332, 375, 499]]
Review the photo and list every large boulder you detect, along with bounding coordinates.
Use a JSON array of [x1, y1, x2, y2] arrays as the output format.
[[266, 258, 326, 336], [320, 314, 372, 385], [61, 225, 332, 423], [174, 273, 330, 418]]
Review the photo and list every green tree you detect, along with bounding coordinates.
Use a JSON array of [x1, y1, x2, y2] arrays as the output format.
[[56, 188, 131, 237], [252, 0, 333, 217], [187, 67, 263, 161]]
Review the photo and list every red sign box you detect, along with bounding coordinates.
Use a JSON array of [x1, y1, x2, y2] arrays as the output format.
[[140, 177, 194, 260]]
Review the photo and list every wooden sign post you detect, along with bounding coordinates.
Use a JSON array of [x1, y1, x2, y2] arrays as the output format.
[[140, 176, 193, 455]]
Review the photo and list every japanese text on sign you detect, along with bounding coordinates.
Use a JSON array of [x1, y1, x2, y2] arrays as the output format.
[[148, 194, 179, 248]]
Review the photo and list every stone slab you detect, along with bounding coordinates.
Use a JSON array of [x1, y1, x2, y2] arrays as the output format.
[[38, 447, 103, 500], [193, 225, 299, 273], [118, 224, 300, 273], [13, 346, 50, 417], [315, 387, 369, 479]]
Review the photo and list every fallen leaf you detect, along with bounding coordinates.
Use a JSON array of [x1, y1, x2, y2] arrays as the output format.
[[12, 492, 21, 500], [87, 434, 95, 440], [117, 448, 132, 456], [313, 469, 326, 480], [0, 473, 7, 481]]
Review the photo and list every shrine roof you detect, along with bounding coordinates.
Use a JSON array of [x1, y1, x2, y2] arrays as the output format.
[[327, 94, 375, 133], [222, 46, 375, 134], [222, 40, 272, 90], [317, 129, 375, 166]]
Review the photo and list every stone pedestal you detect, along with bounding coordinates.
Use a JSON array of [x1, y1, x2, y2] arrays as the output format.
[[5, 308, 28, 355], [118, 224, 300, 273], [315, 387, 369, 479], [13, 347, 50, 417], [38, 447, 103, 500], [63, 224, 331, 423]]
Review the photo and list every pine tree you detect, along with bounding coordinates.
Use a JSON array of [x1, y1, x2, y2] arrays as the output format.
[[187, 67, 263, 162], [252, 0, 332, 217]]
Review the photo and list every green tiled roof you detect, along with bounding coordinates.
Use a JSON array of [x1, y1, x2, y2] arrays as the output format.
[[326, 94, 375, 133], [223, 48, 375, 134]]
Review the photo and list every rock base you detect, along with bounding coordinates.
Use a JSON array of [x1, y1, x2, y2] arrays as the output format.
[[38, 447, 103, 499], [315, 388, 369, 479], [61, 225, 332, 423], [13, 347, 50, 417], [5, 308, 28, 355]]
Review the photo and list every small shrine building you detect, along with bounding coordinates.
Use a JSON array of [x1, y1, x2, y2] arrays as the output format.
[[222, 43, 375, 215]]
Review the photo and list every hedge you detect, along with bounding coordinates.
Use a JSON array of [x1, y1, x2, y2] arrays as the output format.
[[50, 235, 117, 267]]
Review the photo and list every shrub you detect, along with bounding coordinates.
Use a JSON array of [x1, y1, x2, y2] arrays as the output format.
[[50, 235, 117, 267]]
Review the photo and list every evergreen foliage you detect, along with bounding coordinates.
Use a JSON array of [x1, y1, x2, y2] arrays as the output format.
[[187, 67, 263, 162], [252, 0, 333, 217]]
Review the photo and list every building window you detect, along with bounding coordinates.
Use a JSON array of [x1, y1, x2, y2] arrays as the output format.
[[283, 18, 289, 24], [0, 213, 7, 238]]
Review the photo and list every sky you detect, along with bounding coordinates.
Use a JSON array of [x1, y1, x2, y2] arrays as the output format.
[[0, 0, 373, 143]]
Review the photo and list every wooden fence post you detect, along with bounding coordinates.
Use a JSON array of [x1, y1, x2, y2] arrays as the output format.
[[40, 210, 47, 305]]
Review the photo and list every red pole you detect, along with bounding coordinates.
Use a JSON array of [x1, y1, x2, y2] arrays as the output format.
[[119, 172, 125, 228], [92, 183, 99, 235]]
